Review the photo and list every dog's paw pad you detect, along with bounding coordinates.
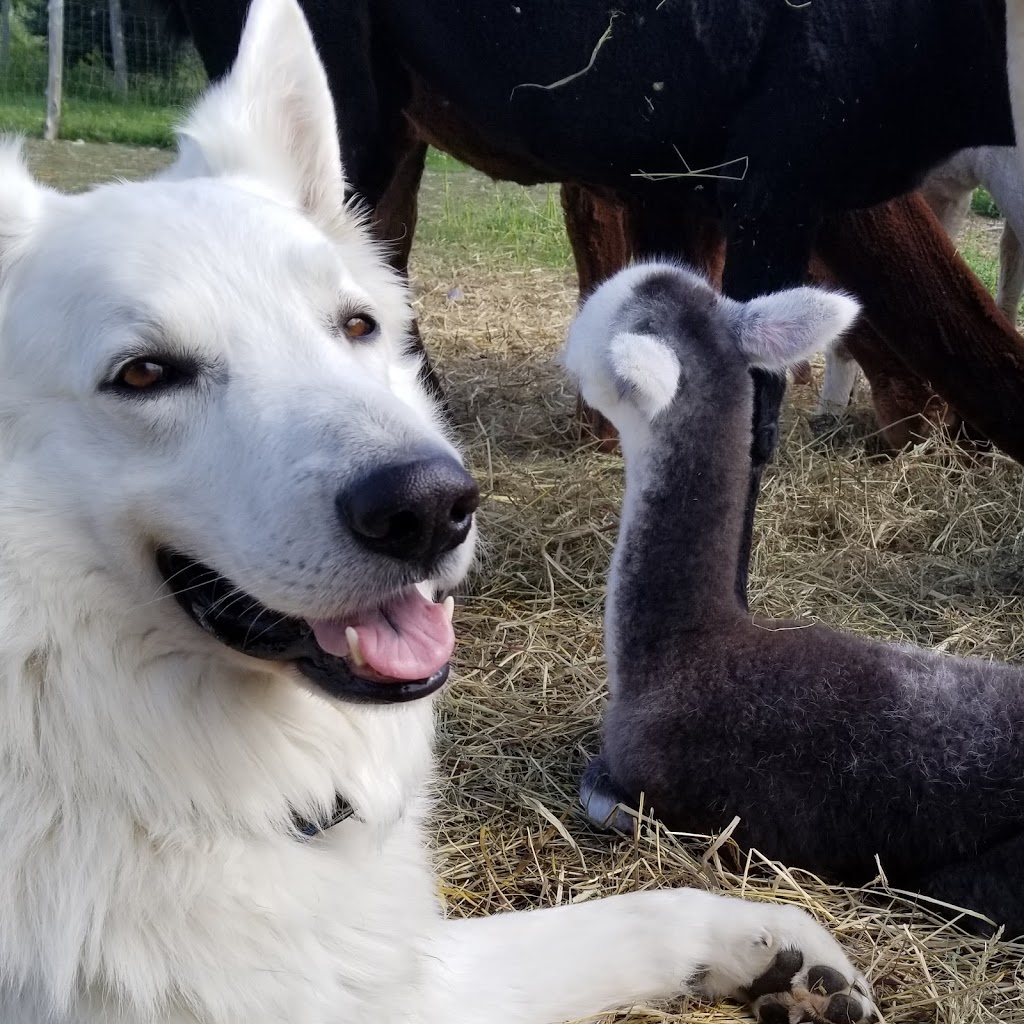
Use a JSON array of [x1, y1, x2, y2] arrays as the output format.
[[746, 948, 805, 999], [754, 1000, 791, 1024], [807, 965, 849, 995], [749, 953, 880, 1024]]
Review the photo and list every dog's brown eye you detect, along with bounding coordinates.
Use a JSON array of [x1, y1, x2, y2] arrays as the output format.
[[118, 359, 169, 389], [343, 314, 378, 340]]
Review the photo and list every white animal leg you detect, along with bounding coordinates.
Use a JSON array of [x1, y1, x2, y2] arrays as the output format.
[[814, 342, 859, 416], [422, 889, 878, 1024], [997, 221, 1024, 324]]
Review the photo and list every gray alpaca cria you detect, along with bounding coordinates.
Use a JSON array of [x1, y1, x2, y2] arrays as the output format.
[[563, 262, 1024, 938]]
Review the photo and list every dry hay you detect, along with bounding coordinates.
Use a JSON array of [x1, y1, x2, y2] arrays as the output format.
[[408, 252, 1024, 1023]]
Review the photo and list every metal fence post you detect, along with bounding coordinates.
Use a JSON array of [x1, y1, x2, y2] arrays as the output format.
[[44, 0, 64, 141], [109, 0, 128, 97]]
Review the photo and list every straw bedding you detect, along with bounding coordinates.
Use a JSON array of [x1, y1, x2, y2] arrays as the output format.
[[410, 252, 1024, 1023]]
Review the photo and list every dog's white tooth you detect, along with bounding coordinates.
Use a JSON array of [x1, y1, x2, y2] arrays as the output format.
[[345, 627, 367, 667], [442, 595, 455, 623]]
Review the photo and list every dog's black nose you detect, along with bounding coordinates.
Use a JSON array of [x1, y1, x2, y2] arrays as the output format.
[[339, 456, 479, 564]]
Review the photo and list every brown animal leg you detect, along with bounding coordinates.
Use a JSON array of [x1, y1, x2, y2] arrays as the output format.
[[805, 253, 958, 447], [816, 194, 1024, 465], [842, 320, 959, 448], [561, 183, 633, 449], [562, 188, 722, 450]]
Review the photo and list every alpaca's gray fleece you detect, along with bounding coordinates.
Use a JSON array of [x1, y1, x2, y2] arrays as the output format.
[[585, 268, 1024, 937]]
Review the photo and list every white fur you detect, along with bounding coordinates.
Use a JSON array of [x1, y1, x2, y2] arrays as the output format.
[[564, 261, 690, 464], [726, 288, 861, 371], [565, 261, 860, 452], [1007, 0, 1024, 194], [0, 4, 874, 1021], [815, 340, 860, 417], [608, 332, 683, 420]]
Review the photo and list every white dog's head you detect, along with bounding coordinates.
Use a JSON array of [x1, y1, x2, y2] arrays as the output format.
[[0, 0, 477, 706]]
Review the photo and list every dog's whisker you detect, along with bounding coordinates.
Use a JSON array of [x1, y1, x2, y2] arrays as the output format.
[[244, 611, 294, 648], [140, 572, 235, 609]]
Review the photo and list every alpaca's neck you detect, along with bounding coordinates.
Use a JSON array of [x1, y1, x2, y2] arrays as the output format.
[[607, 377, 750, 669]]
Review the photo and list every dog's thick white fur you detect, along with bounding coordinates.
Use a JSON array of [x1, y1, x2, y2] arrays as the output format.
[[0, 2, 876, 1021]]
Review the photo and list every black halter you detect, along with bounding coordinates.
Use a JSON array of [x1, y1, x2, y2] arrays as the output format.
[[292, 793, 356, 838]]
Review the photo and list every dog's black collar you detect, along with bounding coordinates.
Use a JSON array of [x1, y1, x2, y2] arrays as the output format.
[[292, 793, 356, 838]]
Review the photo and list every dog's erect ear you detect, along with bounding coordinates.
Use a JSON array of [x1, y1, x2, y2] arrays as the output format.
[[724, 288, 861, 371], [0, 139, 48, 282], [166, 0, 345, 231]]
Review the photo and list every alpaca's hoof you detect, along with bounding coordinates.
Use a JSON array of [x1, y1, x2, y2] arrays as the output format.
[[579, 756, 637, 833], [808, 411, 845, 438]]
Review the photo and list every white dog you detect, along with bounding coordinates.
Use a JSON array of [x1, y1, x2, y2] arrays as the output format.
[[0, 1, 881, 1021]]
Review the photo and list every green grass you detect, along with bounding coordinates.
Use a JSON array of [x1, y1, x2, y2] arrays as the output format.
[[971, 186, 1001, 219], [957, 218, 1002, 297], [425, 148, 467, 173], [0, 95, 187, 147], [417, 169, 571, 268]]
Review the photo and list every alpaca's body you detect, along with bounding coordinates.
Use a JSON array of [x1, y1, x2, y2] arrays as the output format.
[[605, 622, 1024, 892], [565, 262, 1024, 938]]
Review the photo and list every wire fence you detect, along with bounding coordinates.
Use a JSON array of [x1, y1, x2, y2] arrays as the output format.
[[0, 0, 206, 141]]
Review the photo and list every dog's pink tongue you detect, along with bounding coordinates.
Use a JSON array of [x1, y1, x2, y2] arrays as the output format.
[[308, 591, 454, 681]]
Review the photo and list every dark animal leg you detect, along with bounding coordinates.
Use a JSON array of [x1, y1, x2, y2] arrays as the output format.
[[369, 133, 446, 404], [721, 219, 815, 608], [805, 250, 960, 448], [907, 830, 1024, 940]]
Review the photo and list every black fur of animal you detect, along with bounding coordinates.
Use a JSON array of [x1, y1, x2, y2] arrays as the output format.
[[155, 0, 1016, 607], [563, 263, 1024, 939]]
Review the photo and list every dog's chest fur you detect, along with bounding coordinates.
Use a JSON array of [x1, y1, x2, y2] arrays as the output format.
[[1, 779, 441, 1023]]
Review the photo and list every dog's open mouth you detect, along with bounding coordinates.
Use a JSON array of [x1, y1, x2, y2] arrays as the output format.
[[157, 549, 454, 703]]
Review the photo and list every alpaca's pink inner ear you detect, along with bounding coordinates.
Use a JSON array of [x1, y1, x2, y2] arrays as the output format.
[[732, 288, 861, 371]]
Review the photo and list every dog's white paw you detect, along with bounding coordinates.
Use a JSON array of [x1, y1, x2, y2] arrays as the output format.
[[696, 904, 880, 1024]]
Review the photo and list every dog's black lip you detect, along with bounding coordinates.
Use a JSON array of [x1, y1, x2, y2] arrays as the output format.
[[156, 548, 450, 704]]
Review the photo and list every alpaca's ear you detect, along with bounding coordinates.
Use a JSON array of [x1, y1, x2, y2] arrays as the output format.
[[0, 139, 48, 281], [607, 332, 682, 419], [725, 287, 861, 371], [164, 0, 345, 232]]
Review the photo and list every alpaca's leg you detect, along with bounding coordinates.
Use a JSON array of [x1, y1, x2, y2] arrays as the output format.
[[814, 340, 859, 417], [909, 830, 1024, 940], [997, 220, 1024, 324], [918, 174, 973, 240], [366, 133, 446, 403], [564, 192, 724, 451], [422, 889, 879, 1024], [561, 184, 634, 450]]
